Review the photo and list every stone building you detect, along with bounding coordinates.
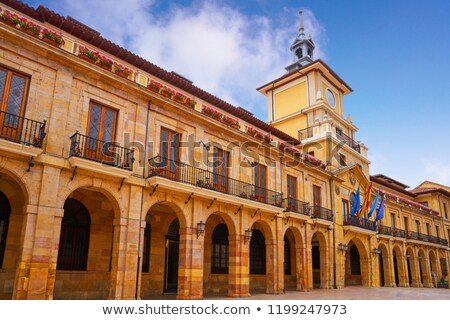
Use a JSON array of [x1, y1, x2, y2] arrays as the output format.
[[0, 1, 448, 300]]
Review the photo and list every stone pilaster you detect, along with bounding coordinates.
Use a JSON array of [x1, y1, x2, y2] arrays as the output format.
[[228, 234, 250, 297]]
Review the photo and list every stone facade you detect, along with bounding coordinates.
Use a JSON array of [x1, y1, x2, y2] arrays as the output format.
[[0, 1, 449, 300]]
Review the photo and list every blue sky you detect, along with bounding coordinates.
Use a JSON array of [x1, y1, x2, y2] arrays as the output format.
[[22, 0, 450, 188]]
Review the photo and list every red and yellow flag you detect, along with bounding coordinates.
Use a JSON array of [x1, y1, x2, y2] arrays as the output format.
[[358, 183, 372, 218]]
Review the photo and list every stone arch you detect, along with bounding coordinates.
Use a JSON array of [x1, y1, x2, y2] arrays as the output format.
[[405, 246, 416, 287], [0, 168, 29, 299], [344, 237, 369, 286], [140, 201, 188, 298], [429, 250, 439, 284], [310, 230, 328, 289], [417, 248, 430, 287], [283, 226, 304, 291], [54, 185, 121, 299], [377, 242, 391, 287], [249, 220, 273, 293]]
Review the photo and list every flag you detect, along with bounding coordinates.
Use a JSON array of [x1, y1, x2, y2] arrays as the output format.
[[351, 185, 361, 216], [375, 195, 385, 222], [359, 183, 372, 218], [367, 190, 380, 219]]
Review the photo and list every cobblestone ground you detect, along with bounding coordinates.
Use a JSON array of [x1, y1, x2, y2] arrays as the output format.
[[204, 287, 450, 300]]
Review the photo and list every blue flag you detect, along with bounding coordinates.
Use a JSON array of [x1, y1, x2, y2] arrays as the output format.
[[375, 195, 385, 222], [351, 185, 361, 216], [367, 190, 380, 219]]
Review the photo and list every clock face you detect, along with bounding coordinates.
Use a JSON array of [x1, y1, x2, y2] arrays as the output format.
[[326, 89, 336, 108]]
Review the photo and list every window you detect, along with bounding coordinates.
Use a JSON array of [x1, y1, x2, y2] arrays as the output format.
[[436, 226, 440, 238], [390, 213, 396, 229], [342, 199, 350, 221], [339, 153, 347, 166], [57, 199, 91, 271], [419, 201, 429, 207], [426, 223, 431, 236], [415, 220, 420, 233], [284, 235, 291, 275], [308, 151, 315, 157], [0, 67, 29, 140], [86, 102, 118, 162], [0, 191, 11, 268], [313, 185, 322, 207], [250, 229, 265, 274], [142, 214, 151, 272], [440, 258, 448, 276], [160, 128, 180, 177], [254, 164, 266, 201], [286, 175, 298, 211], [404, 217, 409, 233], [211, 224, 229, 274], [213, 148, 229, 192], [444, 203, 448, 219]]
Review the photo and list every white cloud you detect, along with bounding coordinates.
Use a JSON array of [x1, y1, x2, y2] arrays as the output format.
[[49, 0, 326, 117], [422, 158, 450, 186]]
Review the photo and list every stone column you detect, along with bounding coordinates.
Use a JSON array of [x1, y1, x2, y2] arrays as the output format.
[[305, 224, 313, 289], [177, 227, 204, 299], [228, 234, 250, 297], [421, 256, 433, 288], [13, 166, 63, 300], [295, 243, 307, 291], [409, 255, 421, 287]]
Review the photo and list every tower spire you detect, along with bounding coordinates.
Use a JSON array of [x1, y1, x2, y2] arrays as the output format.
[[285, 8, 316, 72], [299, 10, 305, 37]]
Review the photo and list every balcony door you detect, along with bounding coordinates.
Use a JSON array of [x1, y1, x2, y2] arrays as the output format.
[[254, 164, 266, 202], [313, 184, 322, 213], [160, 128, 180, 179], [213, 148, 229, 192], [86, 102, 117, 163], [286, 175, 297, 210], [0, 67, 29, 141]]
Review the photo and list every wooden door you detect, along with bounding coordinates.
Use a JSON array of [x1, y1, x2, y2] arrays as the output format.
[[213, 148, 229, 192], [286, 175, 297, 211], [253, 164, 266, 202], [160, 128, 180, 179]]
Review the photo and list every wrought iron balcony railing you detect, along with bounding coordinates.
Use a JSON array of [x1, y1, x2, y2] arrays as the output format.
[[378, 225, 393, 236], [439, 238, 449, 247], [283, 198, 310, 216], [148, 155, 283, 207], [336, 129, 361, 153], [69, 132, 134, 171], [311, 205, 334, 222], [343, 215, 377, 231], [393, 228, 406, 238], [0, 110, 46, 147]]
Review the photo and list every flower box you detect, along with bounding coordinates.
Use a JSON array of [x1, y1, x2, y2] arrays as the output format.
[[160, 87, 175, 98], [148, 80, 162, 93], [247, 127, 272, 143], [113, 63, 132, 79], [0, 10, 19, 27], [41, 28, 64, 47], [437, 283, 449, 289], [98, 56, 113, 70], [221, 115, 240, 129], [79, 52, 98, 64], [202, 105, 222, 120], [174, 92, 186, 104], [184, 98, 196, 109], [302, 153, 327, 169]]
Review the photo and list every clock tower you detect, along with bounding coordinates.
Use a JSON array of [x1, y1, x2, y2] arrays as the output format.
[[285, 11, 315, 72]]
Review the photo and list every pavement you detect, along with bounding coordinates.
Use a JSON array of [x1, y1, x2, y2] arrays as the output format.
[[205, 286, 450, 300]]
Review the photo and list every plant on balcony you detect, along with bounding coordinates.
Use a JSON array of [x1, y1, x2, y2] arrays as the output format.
[[33, 136, 44, 147], [160, 86, 175, 98], [185, 97, 196, 109], [40, 28, 65, 46], [278, 142, 301, 157], [196, 179, 213, 190], [17, 17, 41, 36], [113, 62, 132, 78], [78, 46, 100, 63], [222, 115, 241, 129], [0, 10, 19, 26], [239, 191, 248, 199], [202, 105, 222, 120], [302, 153, 327, 169], [98, 55, 113, 70], [246, 127, 272, 143], [147, 80, 162, 93], [174, 92, 186, 104]]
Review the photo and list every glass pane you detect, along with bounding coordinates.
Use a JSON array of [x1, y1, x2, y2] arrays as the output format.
[[170, 133, 179, 173], [0, 70, 6, 104], [5, 75, 25, 116], [103, 109, 115, 142], [88, 104, 101, 150], [221, 152, 227, 186], [160, 129, 169, 164]]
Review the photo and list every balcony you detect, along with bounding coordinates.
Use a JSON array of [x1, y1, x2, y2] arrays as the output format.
[[0, 110, 46, 156], [439, 238, 449, 247], [311, 205, 333, 222], [336, 129, 361, 153], [378, 225, 393, 236], [283, 198, 310, 216], [407, 231, 429, 242], [148, 155, 283, 208], [393, 228, 406, 238], [298, 127, 313, 140], [69, 132, 134, 173], [343, 215, 377, 232]]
